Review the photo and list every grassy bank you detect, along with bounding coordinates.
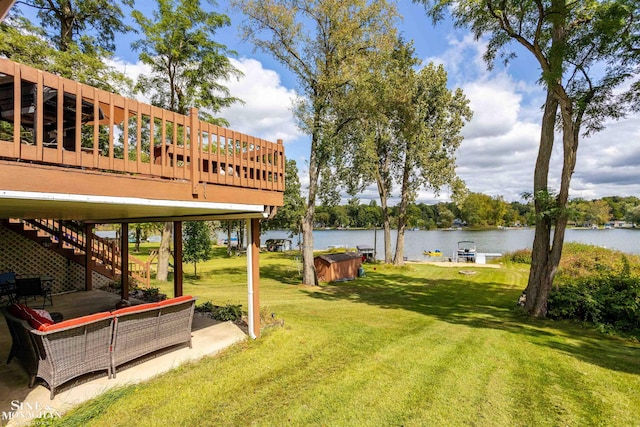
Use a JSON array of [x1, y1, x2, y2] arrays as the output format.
[[43, 251, 640, 426]]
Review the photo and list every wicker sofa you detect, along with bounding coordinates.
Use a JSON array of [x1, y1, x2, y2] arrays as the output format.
[[2, 295, 195, 399], [110, 295, 196, 377]]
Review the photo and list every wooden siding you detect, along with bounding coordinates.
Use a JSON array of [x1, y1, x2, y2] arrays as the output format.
[[314, 253, 362, 283]]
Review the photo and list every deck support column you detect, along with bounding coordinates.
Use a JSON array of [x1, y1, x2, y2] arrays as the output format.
[[246, 218, 260, 339], [84, 223, 93, 291], [120, 223, 129, 300], [173, 221, 183, 297]]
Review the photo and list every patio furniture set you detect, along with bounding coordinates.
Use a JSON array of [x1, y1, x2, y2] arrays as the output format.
[[0, 272, 54, 308], [2, 294, 196, 399]]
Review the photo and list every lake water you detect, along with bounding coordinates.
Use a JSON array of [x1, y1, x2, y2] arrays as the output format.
[[262, 228, 640, 261]]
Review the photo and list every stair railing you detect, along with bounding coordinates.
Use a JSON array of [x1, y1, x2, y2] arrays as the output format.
[[21, 219, 151, 287]]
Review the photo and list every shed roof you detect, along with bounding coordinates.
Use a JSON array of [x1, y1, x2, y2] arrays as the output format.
[[315, 252, 361, 264]]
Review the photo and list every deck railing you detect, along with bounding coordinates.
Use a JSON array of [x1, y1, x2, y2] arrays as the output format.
[[0, 58, 285, 194]]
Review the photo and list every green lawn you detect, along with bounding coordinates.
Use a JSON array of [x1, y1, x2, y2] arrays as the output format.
[[46, 250, 640, 426]]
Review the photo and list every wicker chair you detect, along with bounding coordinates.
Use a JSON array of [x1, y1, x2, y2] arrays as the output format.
[[29, 314, 114, 399], [1, 307, 39, 384], [111, 296, 195, 377]]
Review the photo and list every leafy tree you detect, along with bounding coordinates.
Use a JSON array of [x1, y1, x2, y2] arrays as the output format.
[[626, 205, 640, 226], [2, 3, 131, 91], [130, 223, 159, 253], [183, 221, 212, 277], [132, 0, 241, 123], [262, 159, 305, 236], [600, 196, 640, 224], [420, 0, 640, 316], [314, 207, 331, 228], [345, 39, 409, 262], [0, 16, 53, 67], [391, 61, 470, 265], [328, 206, 350, 229], [235, 0, 398, 284], [132, 0, 241, 281], [592, 200, 613, 226], [16, 0, 133, 52], [437, 206, 454, 228], [460, 193, 492, 227], [345, 39, 469, 264]]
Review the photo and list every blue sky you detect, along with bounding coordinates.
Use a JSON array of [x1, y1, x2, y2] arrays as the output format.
[[14, 0, 640, 204]]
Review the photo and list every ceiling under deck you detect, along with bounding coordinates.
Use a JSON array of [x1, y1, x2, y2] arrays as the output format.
[[0, 190, 270, 223]]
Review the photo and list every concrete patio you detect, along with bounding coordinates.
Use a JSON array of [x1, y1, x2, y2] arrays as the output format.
[[0, 290, 247, 426]]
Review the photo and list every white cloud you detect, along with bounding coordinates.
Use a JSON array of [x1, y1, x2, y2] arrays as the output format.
[[108, 56, 304, 146], [424, 33, 488, 83], [461, 74, 522, 138], [420, 31, 640, 203], [219, 57, 304, 145], [106, 58, 152, 104]]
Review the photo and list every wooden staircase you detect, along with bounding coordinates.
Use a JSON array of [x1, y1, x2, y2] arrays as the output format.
[[1, 219, 151, 287]]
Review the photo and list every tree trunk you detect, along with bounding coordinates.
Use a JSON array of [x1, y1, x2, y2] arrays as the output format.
[[134, 225, 141, 253], [227, 221, 232, 257], [381, 201, 392, 264], [236, 222, 245, 253], [524, 89, 557, 315], [156, 222, 173, 282], [393, 160, 412, 266], [525, 2, 581, 317], [376, 167, 392, 264], [301, 136, 320, 285], [393, 217, 406, 266], [375, 142, 393, 264], [59, 3, 73, 52], [532, 89, 579, 315], [525, 85, 580, 317], [301, 210, 316, 285]]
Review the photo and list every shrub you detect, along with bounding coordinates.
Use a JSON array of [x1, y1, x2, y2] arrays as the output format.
[[548, 257, 640, 336], [557, 243, 640, 280], [213, 303, 243, 321], [196, 301, 243, 322], [501, 249, 532, 264], [141, 286, 160, 300], [196, 301, 215, 313]]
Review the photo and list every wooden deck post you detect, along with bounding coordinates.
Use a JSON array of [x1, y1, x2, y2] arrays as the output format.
[[121, 223, 129, 300], [189, 108, 199, 195], [84, 223, 93, 291], [173, 221, 183, 297]]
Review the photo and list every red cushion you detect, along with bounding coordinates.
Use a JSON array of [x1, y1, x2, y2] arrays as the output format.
[[7, 303, 25, 318], [20, 306, 53, 330], [156, 295, 193, 308], [111, 302, 159, 316], [39, 312, 112, 332]]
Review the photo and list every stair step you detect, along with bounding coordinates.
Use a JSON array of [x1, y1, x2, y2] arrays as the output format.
[[2, 218, 148, 286]]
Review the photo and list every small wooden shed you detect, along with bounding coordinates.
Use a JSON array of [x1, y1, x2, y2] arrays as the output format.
[[314, 252, 362, 282]]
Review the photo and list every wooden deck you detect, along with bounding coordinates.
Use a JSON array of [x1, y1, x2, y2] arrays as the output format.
[[0, 59, 284, 221]]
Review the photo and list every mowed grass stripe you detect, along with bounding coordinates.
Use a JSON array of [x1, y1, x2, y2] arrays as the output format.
[[290, 321, 478, 425]]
